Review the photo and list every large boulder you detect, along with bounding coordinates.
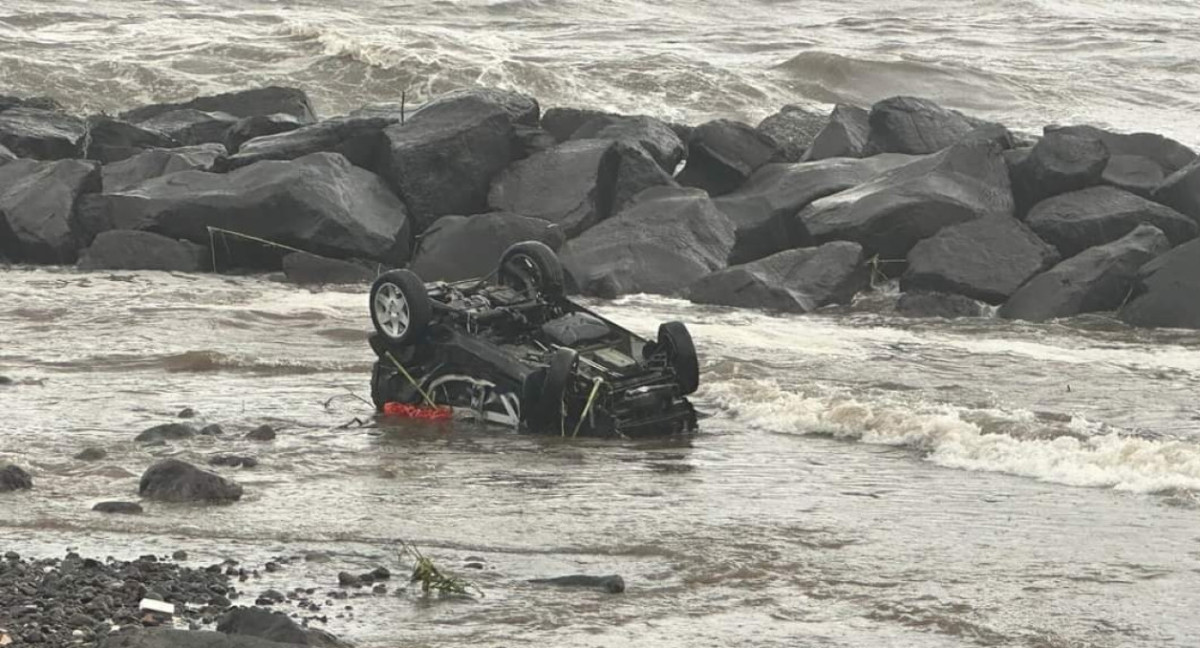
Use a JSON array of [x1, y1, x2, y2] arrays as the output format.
[[78, 230, 208, 272], [1119, 237, 1200, 329], [0, 143, 15, 163], [380, 99, 513, 231], [611, 141, 679, 213], [803, 104, 870, 161], [756, 105, 827, 163], [901, 216, 1060, 304], [84, 152, 411, 266], [676, 119, 779, 196], [896, 291, 985, 319], [281, 252, 374, 284], [1010, 131, 1109, 215], [139, 459, 243, 503], [120, 86, 317, 124], [225, 116, 397, 172], [0, 94, 62, 112], [1025, 186, 1197, 257], [102, 144, 227, 192], [487, 139, 619, 238], [0, 464, 32, 492], [409, 212, 563, 282], [224, 114, 304, 153], [798, 140, 1013, 259], [542, 107, 616, 143], [0, 158, 101, 263], [136, 109, 240, 146], [84, 116, 180, 163], [0, 107, 86, 159], [1047, 124, 1195, 175], [1001, 224, 1170, 322], [512, 125, 557, 160], [218, 608, 344, 647], [715, 154, 917, 264], [863, 96, 979, 155], [1102, 154, 1164, 197], [570, 114, 684, 172], [1153, 159, 1200, 227], [560, 186, 735, 297], [687, 241, 867, 313], [411, 87, 540, 127], [99, 628, 309, 648]]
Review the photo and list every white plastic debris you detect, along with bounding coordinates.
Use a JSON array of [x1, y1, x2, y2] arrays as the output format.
[[139, 598, 175, 615], [0, 631, 12, 646]]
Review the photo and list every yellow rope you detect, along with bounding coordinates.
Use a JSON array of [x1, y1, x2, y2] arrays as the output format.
[[384, 351, 437, 408], [571, 377, 604, 438]]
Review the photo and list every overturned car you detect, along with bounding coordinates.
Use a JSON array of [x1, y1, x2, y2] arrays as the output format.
[[367, 241, 699, 437]]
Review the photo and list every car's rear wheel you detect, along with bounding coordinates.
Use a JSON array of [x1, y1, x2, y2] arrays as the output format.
[[498, 241, 565, 298], [525, 347, 578, 431], [658, 321, 699, 395], [370, 269, 432, 346]]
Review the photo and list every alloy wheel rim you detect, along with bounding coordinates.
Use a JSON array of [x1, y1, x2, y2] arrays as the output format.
[[374, 282, 410, 338]]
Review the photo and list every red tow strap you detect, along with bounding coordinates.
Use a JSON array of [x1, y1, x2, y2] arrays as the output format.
[[383, 402, 454, 420]]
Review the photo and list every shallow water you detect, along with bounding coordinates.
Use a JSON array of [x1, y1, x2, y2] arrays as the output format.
[[2, 268, 1199, 647]]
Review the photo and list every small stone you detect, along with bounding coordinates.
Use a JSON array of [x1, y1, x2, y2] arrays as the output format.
[[265, 561, 281, 573], [92, 501, 143, 515], [372, 584, 387, 594], [74, 447, 107, 461], [172, 550, 188, 561], [245, 425, 276, 442], [337, 572, 360, 587], [178, 407, 197, 419], [368, 566, 391, 580], [198, 424, 224, 436]]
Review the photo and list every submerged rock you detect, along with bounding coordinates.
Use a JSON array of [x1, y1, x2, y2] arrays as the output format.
[[245, 425, 276, 442], [209, 455, 259, 469], [93, 501, 145, 515], [0, 464, 33, 491], [676, 119, 779, 196], [409, 212, 563, 282], [139, 459, 243, 503], [1119, 237, 1200, 330], [218, 606, 345, 647], [528, 574, 625, 594], [78, 230, 209, 272], [896, 291, 985, 319], [74, 447, 108, 461], [1025, 185, 1197, 258], [688, 241, 867, 313], [135, 423, 197, 443]]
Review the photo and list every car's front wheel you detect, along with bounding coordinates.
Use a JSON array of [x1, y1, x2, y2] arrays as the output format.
[[370, 269, 432, 346], [658, 321, 699, 395]]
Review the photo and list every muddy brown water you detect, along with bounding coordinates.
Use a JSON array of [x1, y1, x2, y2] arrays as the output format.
[[2, 268, 1199, 647]]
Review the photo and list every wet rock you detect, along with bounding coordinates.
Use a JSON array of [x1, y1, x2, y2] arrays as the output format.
[[78, 230, 209, 272], [0, 464, 33, 491], [225, 114, 304, 154], [281, 252, 374, 285], [676, 119, 779, 196], [1025, 186, 1197, 258], [225, 116, 397, 172], [120, 86, 318, 125], [560, 186, 735, 297], [93, 501, 144, 515], [901, 217, 1060, 304], [464, 562, 485, 570], [610, 141, 679, 213], [179, 408, 197, 419], [803, 104, 871, 161], [371, 584, 387, 595], [380, 95, 513, 231], [896, 291, 985, 319], [136, 109, 240, 147], [99, 628, 311, 648], [541, 107, 615, 143], [1001, 225, 1172, 323], [412, 87, 540, 128], [1048, 124, 1195, 175], [173, 550, 189, 561], [84, 152, 412, 267], [1153, 159, 1200, 227], [368, 566, 390, 580], [135, 423, 197, 443], [0, 107, 87, 159], [264, 562, 281, 573], [688, 241, 867, 313], [0, 94, 62, 112], [528, 574, 625, 594], [245, 425, 276, 442], [1119, 237, 1200, 329], [209, 454, 258, 469], [74, 447, 108, 461], [0, 158, 101, 263], [409, 211, 563, 282], [0, 142, 15, 163], [570, 114, 684, 172], [1102, 154, 1164, 198], [487, 139, 619, 238], [864, 96, 979, 155], [336, 572, 360, 588], [512, 125, 557, 159], [798, 140, 1013, 259], [101, 144, 227, 193], [139, 459, 243, 503], [714, 154, 917, 264], [199, 424, 225, 436], [84, 116, 180, 164], [257, 589, 286, 605], [756, 105, 827, 163], [1010, 131, 1109, 216]]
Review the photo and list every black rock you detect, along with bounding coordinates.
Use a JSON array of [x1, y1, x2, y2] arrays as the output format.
[[208, 455, 258, 469], [1025, 186, 1197, 258], [0, 142, 15, 163], [756, 105, 827, 163], [93, 501, 144, 515], [99, 627, 320, 648], [560, 186, 735, 297], [173, 550, 189, 561], [245, 425, 276, 442], [281, 252, 374, 285], [1011, 131, 1109, 216], [611, 141, 680, 214], [409, 212, 563, 282], [368, 566, 390, 580], [1102, 154, 1164, 197], [0, 464, 33, 491], [1153, 159, 1200, 227], [676, 119, 779, 196], [799, 140, 1013, 259], [78, 230, 209, 272], [1002, 224, 1170, 322], [225, 116, 397, 172], [412, 87, 540, 128], [258, 589, 286, 604], [0, 94, 63, 112], [178, 408, 197, 419], [714, 154, 916, 264], [264, 562, 281, 573], [74, 447, 108, 461], [541, 107, 616, 143], [688, 241, 867, 313], [803, 104, 871, 161], [487, 139, 619, 238], [1119, 237, 1200, 329], [380, 95, 513, 231], [135, 423, 197, 443], [0, 158, 101, 263], [101, 144, 227, 193], [199, 424, 224, 436], [570, 114, 684, 172], [864, 96, 979, 155], [85, 152, 412, 267], [136, 109, 240, 147], [896, 291, 985, 319], [511, 125, 557, 160], [336, 572, 360, 587], [225, 114, 305, 154], [84, 116, 180, 164], [902, 217, 1060, 304], [0, 107, 87, 159], [1047, 124, 1195, 175], [121, 86, 318, 125], [528, 574, 625, 594], [139, 459, 243, 503]]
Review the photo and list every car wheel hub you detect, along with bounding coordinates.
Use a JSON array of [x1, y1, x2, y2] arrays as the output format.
[[374, 282, 410, 338]]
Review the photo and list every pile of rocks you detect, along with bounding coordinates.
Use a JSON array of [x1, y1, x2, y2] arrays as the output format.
[[2, 86, 1198, 328]]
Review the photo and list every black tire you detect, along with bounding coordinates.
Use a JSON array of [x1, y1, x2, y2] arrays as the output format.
[[370, 360, 393, 410], [498, 241, 565, 298], [658, 321, 699, 395], [369, 269, 432, 346], [526, 347, 577, 430]]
